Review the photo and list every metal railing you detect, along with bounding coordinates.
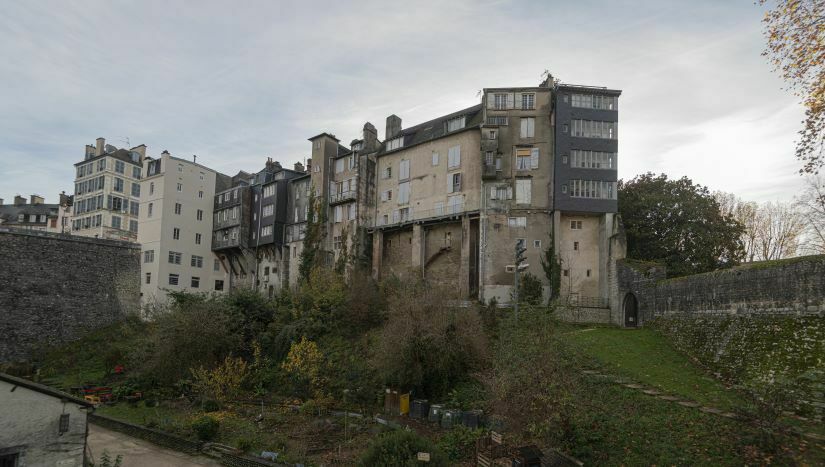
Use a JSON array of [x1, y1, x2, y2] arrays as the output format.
[[329, 190, 356, 204], [375, 203, 466, 227]]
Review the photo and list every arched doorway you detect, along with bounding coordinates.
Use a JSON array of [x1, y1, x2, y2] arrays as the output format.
[[623, 293, 638, 328]]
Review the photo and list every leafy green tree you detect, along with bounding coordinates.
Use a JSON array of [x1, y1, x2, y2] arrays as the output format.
[[299, 188, 326, 282], [518, 272, 543, 306], [619, 173, 745, 277]]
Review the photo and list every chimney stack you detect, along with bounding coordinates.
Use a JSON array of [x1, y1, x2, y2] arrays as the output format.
[[193, 154, 198, 163], [306, 159, 312, 173], [95, 137, 105, 157], [363, 122, 378, 150], [30, 195, 44, 205], [385, 115, 402, 140], [0, 198, 4, 206], [161, 150, 170, 157], [294, 162, 304, 173], [14, 195, 26, 206]]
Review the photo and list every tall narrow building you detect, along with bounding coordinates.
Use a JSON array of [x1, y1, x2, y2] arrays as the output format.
[[72, 137, 145, 242], [138, 151, 230, 305]]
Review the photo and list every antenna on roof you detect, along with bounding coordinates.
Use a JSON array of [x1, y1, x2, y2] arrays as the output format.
[[117, 136, 130, 147]]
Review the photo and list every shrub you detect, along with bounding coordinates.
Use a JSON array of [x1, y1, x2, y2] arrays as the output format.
[[191, 416, 219, 441], [446, 380, 487, 410], [281, 337, 327, 399], [359, 430, 448, 466], [373, 280, 489, 398], [517, 272, 543, 306], [437, 426, 485, 461], [235, 437, 254, 452], [202, 399, 220, 413], [191, 355, 250, 403]]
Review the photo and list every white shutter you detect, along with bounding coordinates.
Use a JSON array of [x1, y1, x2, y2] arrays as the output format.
[[490, 186, 497, 199], [529, 118, 535, 137], [507, 186, 513, 200], [531, 148, 539, 169], [487, 93, 496, 109], [520, 118, 528, 138], [506, 93, 514, 109], [447, 175, 453, 194], [515, 93, 522, 109]]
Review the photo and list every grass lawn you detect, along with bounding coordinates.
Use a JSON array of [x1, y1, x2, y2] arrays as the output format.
[[562, 326, 744, 410]]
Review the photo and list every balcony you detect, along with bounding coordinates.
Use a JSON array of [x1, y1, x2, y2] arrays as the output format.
[[375, 202, 466, 228], [329, 190, 356, 205]]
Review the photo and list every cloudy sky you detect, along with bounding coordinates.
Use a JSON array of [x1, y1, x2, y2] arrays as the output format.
[[0, 0, 806, 204]]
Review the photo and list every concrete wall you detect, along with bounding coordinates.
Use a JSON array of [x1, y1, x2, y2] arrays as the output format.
[[0, 379, 89, 466], [0, 228, 139, 363], [613, 255, 825, 327]]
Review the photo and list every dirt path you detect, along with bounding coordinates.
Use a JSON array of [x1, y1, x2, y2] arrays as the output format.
[[87, 424, 220, 467]]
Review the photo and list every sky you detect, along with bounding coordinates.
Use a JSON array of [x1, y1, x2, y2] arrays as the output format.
[[0, 0, 807, 204]]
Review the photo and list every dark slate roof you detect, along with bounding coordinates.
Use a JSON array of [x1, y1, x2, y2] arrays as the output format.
[[307, 132, 339, 142], [378, 104, 483, 157], [75, 148, 142, 167], [337, 144, 350, 156], [0, 203, 58, 224], [557, 83, 622, 96], [0, 372, 93, 407]]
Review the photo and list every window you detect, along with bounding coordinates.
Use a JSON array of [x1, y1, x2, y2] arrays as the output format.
[[490, 185, 512, 200], [516, 149, 531, 170], [261, 225, 273, 236], [335, 158, 345, 174], [197, 209, 203, 221], [383, 166, 392, 179], [446, 116, 465, 132], [263, 184, 275, 197], [387, 137, 404, 151], [214, 259, 221, 271], [175, 203, 182, 214], [145, 272, 151, 284], [447, 173, 462, 193], [131, 182, 140, 197], [111, 215, 121, 229], [562, 184, 568, 193], [200, 172, 205, 180], [508, 216, 527, 228], [432, 152, 439, 166], [570, 220, 583, 230], [520, 117, 535, 138], [168, 274, 179, 285], [534, 240, 542, 248], [486, 115, 508, 125], [129, 220, 138, 233], [168, 251, 182, 264], [98, 158, 107, 171], [191, 255, 203, 268], [177, 183, 182, 192], [586, 269, 591, 277], [133, 167, 141, 179], [191, 277, 200, 288], [570, 150, 616, 169], [571, 93, 617, 110], [115, 160, 125, 174], [173, 227, 180, 239], [398, 181, 410, 204], [562, 155, 568, 165], [521, 93, 535, 110], [574, 241, 579, 251], [114, 177, 124, 192], [399, 159, 410, 180], [144, 250, 154, 263], [195, 233, 202, 245], [496, 157, 502, 171], [448, 145, 461, 168], [571, 119, 617, 139], [148, 203, 153, 217], [198, 190, 203, 199], [515, 179, 532, 204], [149, 182, 154, 194], [485, 151, 494, 167], [447, 194, 463, 214], [263, 204, 274, 216], [493, 93, 508, 109], [488, 129, 497, 139], [563, 269, 569, 277], [569, 180, 617, 199], [348, 203, 356, 220], [562, 124, 569, 133], [215, 279, 224, 291], [381, 190, 392, 202]]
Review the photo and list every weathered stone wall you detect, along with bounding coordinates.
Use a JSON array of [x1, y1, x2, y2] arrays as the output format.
[[0, 228, 140, 363], [614, 256, 825, 326]]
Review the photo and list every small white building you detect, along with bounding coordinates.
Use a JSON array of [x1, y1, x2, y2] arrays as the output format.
[[0, 372, 93, 467]]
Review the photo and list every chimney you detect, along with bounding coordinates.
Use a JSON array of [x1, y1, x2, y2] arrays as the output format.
[[95, 137, 105, 157], [193, 154, 198, 164], [161, 150, 170, 157], [265, 157, 276, 172], [0, 198, 4, 206], [306, 159, 312, 173], [294, 162, 304, 173], [363, 122, 378, 150], [14, 195, 26, 206], [30, 195, 44, 205], [59, 191, 70, 206], [385, 115, 402, 140]]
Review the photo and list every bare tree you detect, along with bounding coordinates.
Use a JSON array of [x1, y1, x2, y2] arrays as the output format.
[[755, 201, 806, 260], [714, 192, 764, 262], [797, 176, 825, 253]]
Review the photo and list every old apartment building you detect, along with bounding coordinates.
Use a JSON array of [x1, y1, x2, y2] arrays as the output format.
[[138, 151, 230, 305], [0, 195, 59, 231], [71, 137, 146, 241]]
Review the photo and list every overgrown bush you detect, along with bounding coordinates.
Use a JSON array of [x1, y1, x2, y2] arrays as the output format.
[[191, 415, 219, 441], [518, 272, 544, 305], [359, 430, 448, 466], [373, 280, 489, 398], [437, 426, 485, 461], [281, 336, 327, 399], [191, 355, 249, 403]]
